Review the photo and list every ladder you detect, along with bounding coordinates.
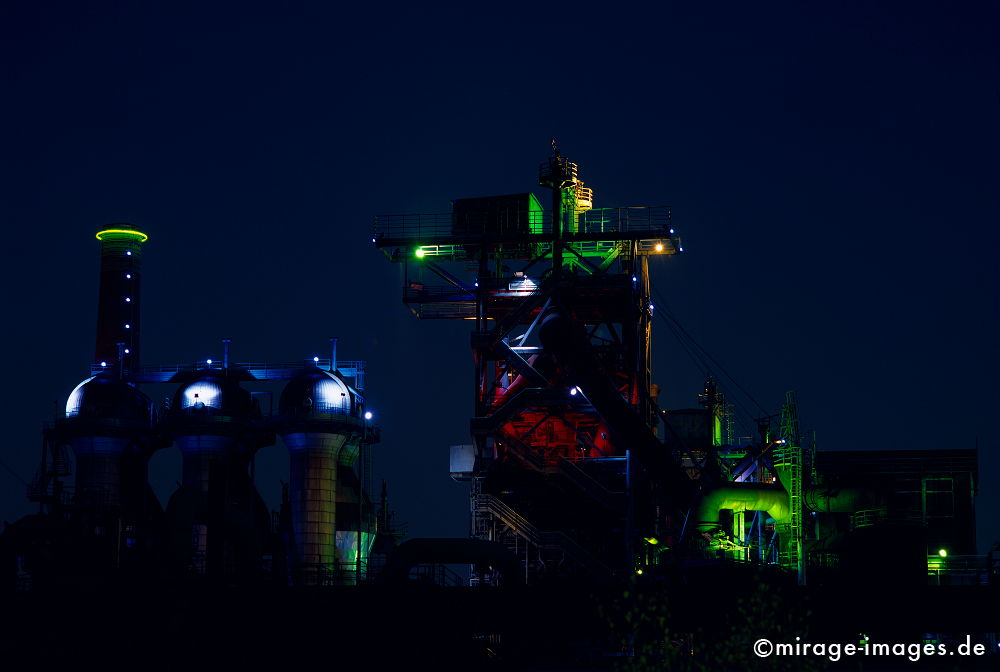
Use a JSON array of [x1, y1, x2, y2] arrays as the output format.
[[776, 390, 804, 584]]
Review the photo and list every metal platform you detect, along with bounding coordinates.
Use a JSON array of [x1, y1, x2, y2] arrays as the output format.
[[373, 205, 681, 262]]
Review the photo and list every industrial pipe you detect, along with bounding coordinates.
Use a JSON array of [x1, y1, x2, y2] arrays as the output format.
[[693, 483, 790, 533]]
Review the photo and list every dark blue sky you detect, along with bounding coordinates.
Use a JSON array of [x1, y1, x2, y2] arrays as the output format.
[[2, 1, 998, 551]]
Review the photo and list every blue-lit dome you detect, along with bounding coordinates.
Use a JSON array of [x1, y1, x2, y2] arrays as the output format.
[[65, 374, 155, 422], [279, 368, 359, 417], [172, 370, 254, 418]]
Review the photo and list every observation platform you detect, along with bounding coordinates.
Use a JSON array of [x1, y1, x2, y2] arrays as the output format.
[[373, 205, 681, 262]]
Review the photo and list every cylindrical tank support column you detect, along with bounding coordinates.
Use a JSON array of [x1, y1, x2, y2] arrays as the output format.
[[176, 434, 241, 493], [70, 436, 130, 508], [334, 436, 371, 585], [166, 371, 270, 580], [56, 374, 160, 564], [171, 433, 262, 578], [278, 366, 373, 587], [285, 432, 347, 585]]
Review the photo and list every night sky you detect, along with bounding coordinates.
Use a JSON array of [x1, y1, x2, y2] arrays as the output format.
[[2, 2, 998, 552]]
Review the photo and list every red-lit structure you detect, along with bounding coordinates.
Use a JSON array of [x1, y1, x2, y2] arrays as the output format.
[[374, 145, 692, 581]]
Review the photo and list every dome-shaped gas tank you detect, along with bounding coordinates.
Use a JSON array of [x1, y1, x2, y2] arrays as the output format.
[[65, 374, 155, 425], [172, 370, 255, 420], [279, 368, 359, 418]]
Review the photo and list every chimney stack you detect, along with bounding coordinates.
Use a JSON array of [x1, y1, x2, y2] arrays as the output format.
[[94, 225, 147, 374]]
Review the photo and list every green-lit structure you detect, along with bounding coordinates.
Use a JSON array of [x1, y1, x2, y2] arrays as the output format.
[[0, 155, 994, 669], [374, 147, 984, 589]]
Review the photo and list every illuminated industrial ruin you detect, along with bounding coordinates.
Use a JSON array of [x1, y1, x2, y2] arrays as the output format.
[[0, 148, 995, 666], [372, 145, 985, 589], [4, 224, 381, 588]]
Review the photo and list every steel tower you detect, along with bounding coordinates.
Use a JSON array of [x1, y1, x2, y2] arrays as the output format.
[[373, 146, 692, 582]]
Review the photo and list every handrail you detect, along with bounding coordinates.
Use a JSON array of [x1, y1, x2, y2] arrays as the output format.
[[475, 494, 540, 544], [474, 494, 610, 576], [373, 206, 674, 244], [90, 359, 367, 387]]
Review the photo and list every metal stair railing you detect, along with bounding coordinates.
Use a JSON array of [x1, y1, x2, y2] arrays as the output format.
[[475, 495, 541, 545], [474, 494, 610, 576], [373, 206, 674, 244]]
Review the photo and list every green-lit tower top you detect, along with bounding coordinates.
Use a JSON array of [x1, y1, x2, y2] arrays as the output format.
[[371, 145, 682, 319], [538, 139, 592, 270]]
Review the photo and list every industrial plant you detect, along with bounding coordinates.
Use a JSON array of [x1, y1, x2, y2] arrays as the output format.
[[1, 147, 997, 667], [1, 226, 382, 590], [371, 144, 985, 589]]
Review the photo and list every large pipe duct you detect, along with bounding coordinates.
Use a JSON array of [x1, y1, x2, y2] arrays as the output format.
[[692, 482, 883, 538], [693, 483, 790, 533]]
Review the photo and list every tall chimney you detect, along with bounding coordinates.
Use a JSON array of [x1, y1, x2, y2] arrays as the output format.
[[94, 225, 147, 373]]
